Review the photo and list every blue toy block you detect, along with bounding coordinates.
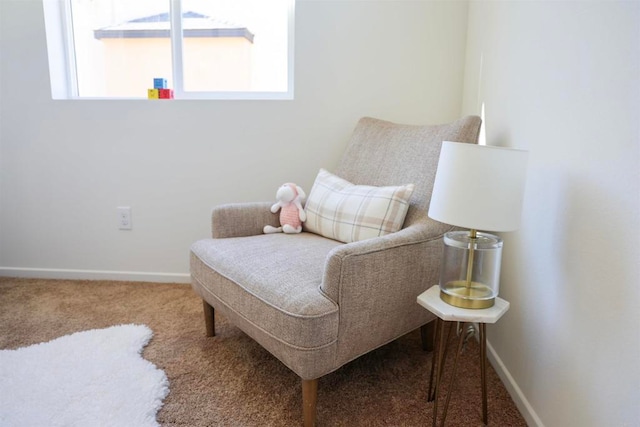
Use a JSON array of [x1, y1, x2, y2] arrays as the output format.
[[153, 78, 167, 89]]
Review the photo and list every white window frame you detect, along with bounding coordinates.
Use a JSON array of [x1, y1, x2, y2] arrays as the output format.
[[43, 0, 295, 100]]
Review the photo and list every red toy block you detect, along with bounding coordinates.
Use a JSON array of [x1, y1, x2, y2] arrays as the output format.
[[159, 89, 174, 99]]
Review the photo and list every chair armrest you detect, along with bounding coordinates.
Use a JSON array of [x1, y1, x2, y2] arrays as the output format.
[[320, 219, 452, 301], [320, 219, 452, 365], [211, 202, 280, 238]]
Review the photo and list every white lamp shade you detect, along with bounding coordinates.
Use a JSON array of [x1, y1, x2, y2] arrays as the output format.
[[428, 141, 529, 232]]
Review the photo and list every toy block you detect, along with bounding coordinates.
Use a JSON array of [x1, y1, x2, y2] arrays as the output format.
[[153, 78, 167, 89], [158, 89, 174, 99], [147, 89, 159, 99]]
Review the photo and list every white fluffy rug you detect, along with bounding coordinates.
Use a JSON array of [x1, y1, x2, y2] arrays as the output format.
[[0, 324, 169, 427]]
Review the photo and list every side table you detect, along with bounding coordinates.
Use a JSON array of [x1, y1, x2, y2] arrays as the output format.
[[417, 285, 510, 426]]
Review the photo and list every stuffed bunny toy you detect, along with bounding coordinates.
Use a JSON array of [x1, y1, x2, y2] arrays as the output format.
[[263, 183, 307, 234]]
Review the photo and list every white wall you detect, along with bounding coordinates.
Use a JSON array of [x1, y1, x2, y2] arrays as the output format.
[[0, 0, 469, 281], [462, 1, 640, 426]]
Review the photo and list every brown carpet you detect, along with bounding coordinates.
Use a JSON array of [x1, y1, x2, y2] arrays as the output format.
[[0, 278, 526, 426]]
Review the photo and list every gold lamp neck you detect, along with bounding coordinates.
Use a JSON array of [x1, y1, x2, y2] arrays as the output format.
[[465, 229, 478, 286]]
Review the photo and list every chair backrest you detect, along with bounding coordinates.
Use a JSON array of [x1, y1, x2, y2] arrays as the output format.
[[335, 116, 482, 227]]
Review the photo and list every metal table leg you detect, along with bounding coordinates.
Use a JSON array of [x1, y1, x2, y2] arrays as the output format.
[[439, 322, 467, 427], [430, 321, 490, 426], [480, 323, 488, 425], [431, 318, 446, 427]]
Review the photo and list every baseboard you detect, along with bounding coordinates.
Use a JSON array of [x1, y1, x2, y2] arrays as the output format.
[[0, 267, 191, 284], [486, 339, 545, 427]]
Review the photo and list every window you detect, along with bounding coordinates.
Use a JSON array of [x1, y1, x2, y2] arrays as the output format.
[[43, 0, 294, 100]]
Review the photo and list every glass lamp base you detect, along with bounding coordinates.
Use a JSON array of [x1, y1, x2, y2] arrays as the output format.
[[440, 280, 495, 309], [438, 230, 503, 309]]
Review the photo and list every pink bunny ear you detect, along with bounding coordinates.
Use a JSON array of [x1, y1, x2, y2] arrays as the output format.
[[286, 183, 298, 197]]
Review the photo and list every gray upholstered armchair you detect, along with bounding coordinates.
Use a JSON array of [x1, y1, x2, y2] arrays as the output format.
[[190, 116, 481, 426]]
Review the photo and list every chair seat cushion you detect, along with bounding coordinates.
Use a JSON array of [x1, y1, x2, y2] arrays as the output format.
[[190, 232, 343, 349]]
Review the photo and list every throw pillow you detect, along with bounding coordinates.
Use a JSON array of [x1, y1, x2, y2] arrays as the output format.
[[303, 169, 415, 243]]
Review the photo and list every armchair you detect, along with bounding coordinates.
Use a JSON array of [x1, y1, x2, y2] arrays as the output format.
[[190, 116, 482, 426]]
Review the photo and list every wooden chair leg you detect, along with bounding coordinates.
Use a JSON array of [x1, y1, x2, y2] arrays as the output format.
[[203, 300, 215, 337], [421, 320, 436, 351], [302, 378, 318, 427]]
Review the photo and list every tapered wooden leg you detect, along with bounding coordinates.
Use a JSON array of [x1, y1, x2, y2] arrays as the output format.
[[421, 320, 436, 351], [302, 378, 318, 427], [203, 300, 215, 337]]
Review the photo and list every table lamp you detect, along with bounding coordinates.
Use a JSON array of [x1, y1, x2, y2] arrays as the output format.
[[428, 141, 529, 309]]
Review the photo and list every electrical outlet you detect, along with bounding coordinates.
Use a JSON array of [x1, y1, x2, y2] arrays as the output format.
[[117, 207, 132, 230]]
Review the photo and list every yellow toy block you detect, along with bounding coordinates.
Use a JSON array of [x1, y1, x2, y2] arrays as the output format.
[[147, 89, 159, 99]]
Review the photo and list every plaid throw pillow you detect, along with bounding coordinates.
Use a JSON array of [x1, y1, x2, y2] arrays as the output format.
[[303, 169, 415, 243]]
